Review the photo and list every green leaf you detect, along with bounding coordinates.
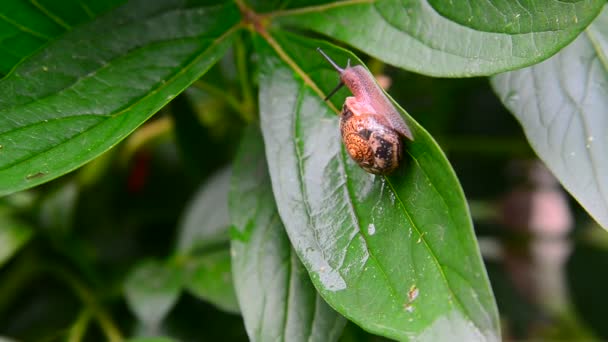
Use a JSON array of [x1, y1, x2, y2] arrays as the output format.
[[0, 211, 33, 268], [176, 167, 231, 255], [230, 126, 346, 342], [38, 181, 78, 234], [273, 0, 605, 77], [491, 6, 608, 229], [183, 249, 239, 314], [255, 33, 499, 340], [175, 166, 238, 313], [124, 259, 183, 327], [427, 0, 602, 34], [0, 0, 126, 75], [0, 0, 240, 197]]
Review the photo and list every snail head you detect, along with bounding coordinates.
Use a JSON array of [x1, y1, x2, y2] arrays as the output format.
[[317, 47, 351, 101]]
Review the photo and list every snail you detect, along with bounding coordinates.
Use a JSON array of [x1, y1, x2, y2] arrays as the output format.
[[317, 48, 413, 175]]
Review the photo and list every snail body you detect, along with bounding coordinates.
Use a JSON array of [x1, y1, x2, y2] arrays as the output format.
[[317, 48, 413, 175]]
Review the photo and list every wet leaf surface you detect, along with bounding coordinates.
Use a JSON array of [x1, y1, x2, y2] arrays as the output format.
[[274, 0, 605, 76], [230, 126, 346, 342], [0, 0, 240, 196], [492, 7, 608, 228], [256, 32, 499, 340]]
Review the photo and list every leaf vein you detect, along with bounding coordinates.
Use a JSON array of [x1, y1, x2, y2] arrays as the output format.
[[0, 12, 51, 40], [384, 156, 478, 328], [0, 25, 238, 174], [29, 0, 72, 30]]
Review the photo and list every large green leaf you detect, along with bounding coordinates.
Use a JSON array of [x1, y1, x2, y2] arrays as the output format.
[[0, 0, 126, 75], [256, 32, 499, 340], [230, 126, 346, 342], [273, 0, 605, 77], [491, 6, 608, 229], [0, 0, 240, 196]]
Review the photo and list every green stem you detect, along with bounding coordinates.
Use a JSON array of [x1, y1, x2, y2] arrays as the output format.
[[0, 252, 37, 315], [46, 265, 124, 342], [234, 33, 255, 122], [67, 309, 93, 342], [193, 80, 243, 114]]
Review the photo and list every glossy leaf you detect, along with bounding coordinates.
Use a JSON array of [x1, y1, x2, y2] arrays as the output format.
[[274, 0, 605, 77], [124, 260, 183, 327], [176, 167, 231, 254], [0, 0, 240, 196], [256, 33, 499, 340], [0, 0, 125, 75], [428, 0, 602, 34], [183, 249, 239, 314], [491, 6, 608, 229], [230, 126, 346, 342]]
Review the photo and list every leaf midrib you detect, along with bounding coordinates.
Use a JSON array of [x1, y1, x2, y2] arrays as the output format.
[[384, 153, 480, 329], [30, 0, 72, 30], [264, 29, 483, 333], [0, 25, 239, 177], [270, 0, 581, 35], [262, 28, 492, 332], [0, 11, 53, 40], [0, 3, 234, 114], [555, 33, 608, 213], [0, 35, 220, 119]]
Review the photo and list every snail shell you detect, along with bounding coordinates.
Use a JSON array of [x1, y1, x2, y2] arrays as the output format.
[[317, 48, 413, 175], [340, 103, 402, 174]]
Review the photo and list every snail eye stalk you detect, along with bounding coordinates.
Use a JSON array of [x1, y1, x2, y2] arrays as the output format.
[[324, 81, 345, 101], [317, 47, 345, 74]]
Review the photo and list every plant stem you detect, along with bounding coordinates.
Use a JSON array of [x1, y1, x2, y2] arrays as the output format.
[[192, 80, 243, 114], [234, 33, 256, 122], [0, 252, 37, 315], [48, 265, 124, 342], [67, 309, 93, 342]]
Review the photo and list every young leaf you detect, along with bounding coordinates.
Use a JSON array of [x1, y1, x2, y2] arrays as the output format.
[[273, 0, 605, 77], [175, 167, 231, 255], [38, 181, 78, 234], [0, 213, 33, 268], [124, 259, 183, 327], [0, 0, 125, 75], [0, 0, 240, 196], [256, 32, 499, 340], [230, 126, 346, 342], [491, 6, 608, 229], [175, 166, 238, 313], [183, 249, 240, 314]]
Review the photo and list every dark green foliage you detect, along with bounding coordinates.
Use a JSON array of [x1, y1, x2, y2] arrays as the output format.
[[0, 1, 606, 341]]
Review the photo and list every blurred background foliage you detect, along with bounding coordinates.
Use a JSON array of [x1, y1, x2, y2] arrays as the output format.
[[1, 37, 607, 341]]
